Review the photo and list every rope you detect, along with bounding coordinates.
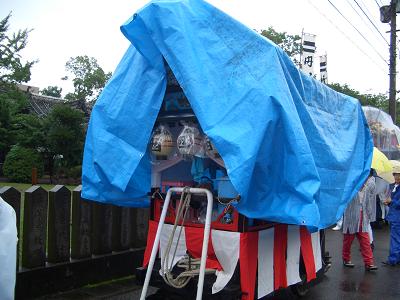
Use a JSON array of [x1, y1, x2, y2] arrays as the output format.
[[161, 187, 215, 289]]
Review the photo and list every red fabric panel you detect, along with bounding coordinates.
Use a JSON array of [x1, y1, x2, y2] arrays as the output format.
[[239, 232, 259, 300], [143, 220, 159, 267], [273, 224, 288, 289], [184, 226, 222, 270], [300, 226, 316, 282]]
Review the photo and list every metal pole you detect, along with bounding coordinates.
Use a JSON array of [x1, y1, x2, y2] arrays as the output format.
[[299, 28, 304, 69], [139, 187, 213, 300], [195, 188, 213, 300], [140, 188, 173, 300], [389, 0, 397, 123]]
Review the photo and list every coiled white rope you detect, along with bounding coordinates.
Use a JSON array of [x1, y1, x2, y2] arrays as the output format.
[[162, 187, 215, 289]]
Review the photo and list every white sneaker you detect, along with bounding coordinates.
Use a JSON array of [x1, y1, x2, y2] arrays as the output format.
[[332, 225, 341, 231]]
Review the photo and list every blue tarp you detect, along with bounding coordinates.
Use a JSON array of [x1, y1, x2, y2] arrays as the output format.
[[82, 0, 373, 230]]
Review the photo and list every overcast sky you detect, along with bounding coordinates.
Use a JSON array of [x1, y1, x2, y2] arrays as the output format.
[[1, 0, 395, 97]]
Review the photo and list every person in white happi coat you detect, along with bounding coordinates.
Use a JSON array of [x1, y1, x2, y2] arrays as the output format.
[[342, 173, 378, 271]]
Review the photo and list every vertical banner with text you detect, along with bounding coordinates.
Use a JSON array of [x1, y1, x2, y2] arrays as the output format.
[[301, 33, 316, 76], [320, 54, 328, 83]]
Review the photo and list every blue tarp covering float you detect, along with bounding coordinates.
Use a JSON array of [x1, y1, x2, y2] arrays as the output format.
[[82, 0, 373, 230]]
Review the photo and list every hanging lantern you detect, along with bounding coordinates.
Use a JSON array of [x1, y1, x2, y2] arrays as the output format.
[[150, 125, 175, 160], [177, 123, 203, 159]]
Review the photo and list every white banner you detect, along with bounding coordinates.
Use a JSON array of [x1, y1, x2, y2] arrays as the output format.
[[311, 231, 322, 271], [211, 231, 240, 294], [320, 54, 328, 83], [257, 228, 274, 299], [301, 33, 316, 76], [286, 226, 301, 286]]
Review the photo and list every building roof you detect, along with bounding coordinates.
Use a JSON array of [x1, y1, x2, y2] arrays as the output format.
[[27, 93, 88, 118]]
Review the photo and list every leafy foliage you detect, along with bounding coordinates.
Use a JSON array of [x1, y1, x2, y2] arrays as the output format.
[[64, 55, 111, 104], [11, 113, 44, 149], [0, 14, 87, 182], [3, 145, 43, 182], [0, 13, 36, 83], [40, 85, 62, 98], [66, 165, 82, 179], [42, 104, 85, 169], [260, 27, 302, 66], [0, 13, 34, 161], [0, 83, 30, 161]]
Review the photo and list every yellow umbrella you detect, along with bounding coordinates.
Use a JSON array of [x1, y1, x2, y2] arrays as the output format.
[[372, 147, 392, 173], [372, 147, 394, 183]]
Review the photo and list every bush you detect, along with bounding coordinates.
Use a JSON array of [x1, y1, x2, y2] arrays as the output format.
[[67, 165, 82, 179], [3, 145, 44, 182]]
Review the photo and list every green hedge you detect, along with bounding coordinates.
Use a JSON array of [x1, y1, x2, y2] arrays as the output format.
[[3, 145, 44, 183]]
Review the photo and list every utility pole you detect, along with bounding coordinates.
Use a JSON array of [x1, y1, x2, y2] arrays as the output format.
[[389, 0, 397, 123]]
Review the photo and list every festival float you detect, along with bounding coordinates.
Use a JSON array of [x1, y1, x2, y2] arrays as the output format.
[[81, 1, 373, 299]]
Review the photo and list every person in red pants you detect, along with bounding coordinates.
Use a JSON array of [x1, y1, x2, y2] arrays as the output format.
[[342, 172, 378, 271]]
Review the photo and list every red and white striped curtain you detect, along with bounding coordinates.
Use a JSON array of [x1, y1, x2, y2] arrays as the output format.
[[143, 221, 322, 300]]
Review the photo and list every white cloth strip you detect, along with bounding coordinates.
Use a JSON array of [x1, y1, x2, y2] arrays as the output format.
[[159, 223, 187, 275], [211, 230, 240, 294], [257, 227, 274, 299], [311, 231, 322, 271], [286, 225, 301, 286]]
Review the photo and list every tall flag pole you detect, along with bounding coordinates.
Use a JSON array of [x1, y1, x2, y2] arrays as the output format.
[[299, 28, 304, 69], [320, 54, 328, 83], [300, 33, 316, 76]]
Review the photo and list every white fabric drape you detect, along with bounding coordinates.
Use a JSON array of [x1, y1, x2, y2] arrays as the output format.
[[311, 231, 322, 271], [211, 230, 240, 294], [257, 228, 274, 299], [286, 226, 301, 285]]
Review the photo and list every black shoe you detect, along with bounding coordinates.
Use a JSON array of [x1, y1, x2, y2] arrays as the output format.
[[365, 264, 378, 271], [382, 261, 396, 266], [343, 260, 355, 268]]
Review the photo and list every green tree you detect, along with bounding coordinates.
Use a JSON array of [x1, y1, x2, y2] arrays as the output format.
[[10, 113, 44, 149], [0, 13, 34, 161], [43, 104, 85, 172], [0, 85, 30, 161], [63, 55, 111, 108], [0, 13, 35, 83], [40, 85, 62, 98], [260, 27, 302, 66]]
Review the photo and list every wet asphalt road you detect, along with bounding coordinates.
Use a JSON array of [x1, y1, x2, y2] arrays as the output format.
[[293, 224, 400, 300], [136, 224, 400, 300], [41, 224, 400, 300]]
